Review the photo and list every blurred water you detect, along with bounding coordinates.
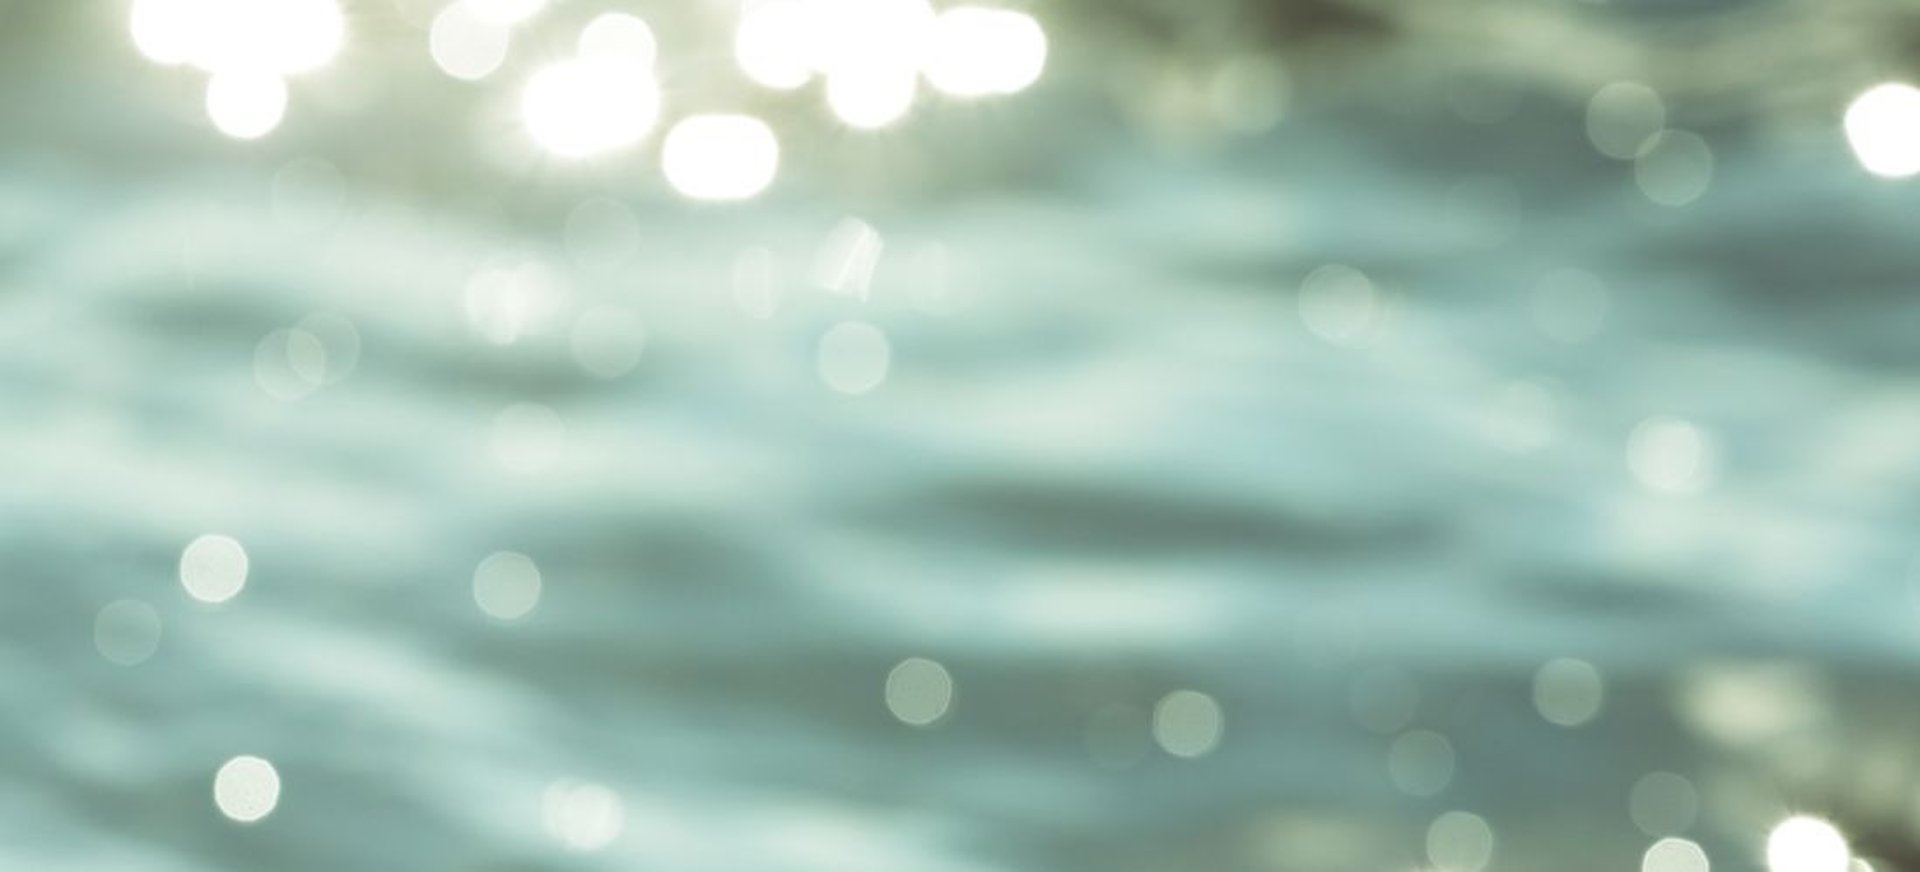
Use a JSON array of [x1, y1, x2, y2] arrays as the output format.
[[9, 4, 1920, 872]]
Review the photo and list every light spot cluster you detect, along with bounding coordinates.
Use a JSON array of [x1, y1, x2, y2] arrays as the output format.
[[128, 1, 1048, 202], [129, 0, 344, 139]]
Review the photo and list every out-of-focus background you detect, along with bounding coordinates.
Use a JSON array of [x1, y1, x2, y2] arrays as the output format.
[[7, 1, 1920, 870]]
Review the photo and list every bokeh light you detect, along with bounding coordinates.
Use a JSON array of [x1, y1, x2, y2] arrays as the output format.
[[1151, 689, 1224, 758], [1767, 817, 1850, 872], [429, 2, 511, 82], [520, 58, 661, 159], [578, 12, 656, 68], [1627, 416, 1716, 495], [94, 600, 162, 666], [130, 0, 343, 75], [662, 114, 781, 202], [473, 551, 543, 621], [1843, 82, 1920, 178], [735, 0, 817, 90], [885, 657, 954, 725], [213, 755, 281, 823], [204, 70, 287, 139], [1532, 658, 1604, 727], [543, 780, 624, 852], [1642, 837, 1710, 872], [923, 7, 1048, 98], [1426, 810, 1494, 872], [817, 320, 892, 394], [1587, 82, 1666, 160], [180, 534, 249, 604]]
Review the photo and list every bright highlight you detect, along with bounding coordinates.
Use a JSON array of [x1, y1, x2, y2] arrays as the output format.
[[662, 115, 781, 201], [1845, 82, 1920, 179]]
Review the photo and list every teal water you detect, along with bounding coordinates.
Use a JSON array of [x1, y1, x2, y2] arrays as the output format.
[[7, 5, 1920, 871]]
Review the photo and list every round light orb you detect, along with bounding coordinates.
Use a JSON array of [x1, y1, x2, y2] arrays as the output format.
[[430, 2, 510, 81], [1587, 82, 1666, 160], [544, 780, 624, 852], [1634, 130, 1714, 207], [180, 534, 249, 604], [578, 12, 655, 68], [213, 755, 281, 823], [95, 600, 163, 666], [129, 0, 202, 65], [1388, 729, 1455, 797], [187, 0, 343, 75], [1643, 837, 1711, 872], [661, 114, 780, 202], [1627, 416, 1716, 495], [734, 0, 817, 90], [1427, 810, 1495, 872], [520, 58, 661, 159], [1532, 657, 1605, 727], [923, 7, 1047, 98], [1768, 817, 1850, 872], [817, 320, 891, 394], [885, 657, 954, 726], [1152, 689, 1224, 758], [827, 63, 918, 129], [473, 551, 543, 621], [205, 70, 287, 140], [1844, 82, 1920, 179]]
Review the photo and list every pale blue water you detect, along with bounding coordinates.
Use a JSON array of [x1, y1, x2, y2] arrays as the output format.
[[7, 4, 1920, 871]]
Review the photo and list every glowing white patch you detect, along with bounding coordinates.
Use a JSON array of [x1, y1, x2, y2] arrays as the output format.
[[1587, 82, 1666, 160], [1643, 837, 1711, 872], [129, 0, 201, 65], [180, 534, 249, 604], [1627, 416, 1716, 495], [1767, 817, 1850, 872], [132, 0, 342, 75], [213, 755, 281, 823], [735, 0, 817, 90], [430, 2, 510, 81], [95, 600, 163, 666], [827, 63, 918, 129], [205, 71, 287, 140], [1152, 689, 1224, 758], [1533, 658, 1604, 727], [661, 115, 781, 202], [520, 58, 660, 159], [578, 12, 654, 69], [1427, 810, 1495, 872], [924, 7, 1047, 98], [817, 321, 891, 395], [544, 780, 623, 852], [473, 551, 542, 621], [1844, 83, 1920, 179], [884, 657, 954, 726]]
